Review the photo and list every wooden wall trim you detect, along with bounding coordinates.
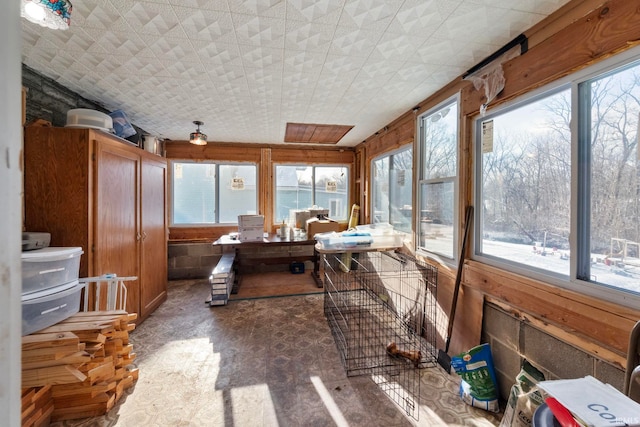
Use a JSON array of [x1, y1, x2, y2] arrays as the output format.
[[462, 0, 640, 116], [464, 260, 640, 359], [260, 148, 272, 227], [164, 141, 356, 240]]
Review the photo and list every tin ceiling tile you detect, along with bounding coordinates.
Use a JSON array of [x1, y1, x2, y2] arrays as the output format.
[[20, 0, 572, 144]]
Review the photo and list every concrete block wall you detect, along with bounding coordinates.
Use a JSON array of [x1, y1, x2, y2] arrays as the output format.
[[168, 242, 223, 280], [481, 302, 624, 402], [167, 241, 315, 279], [22, 64, 146, 142]]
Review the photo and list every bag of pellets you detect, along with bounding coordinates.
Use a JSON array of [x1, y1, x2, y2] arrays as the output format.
[[451, 343, 500, 413], [499, 359, 546, 427]]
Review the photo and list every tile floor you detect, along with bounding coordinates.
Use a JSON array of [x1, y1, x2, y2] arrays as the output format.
[[52, 279, 502, 426]]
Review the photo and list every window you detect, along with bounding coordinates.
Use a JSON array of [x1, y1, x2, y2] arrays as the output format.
[[578, 59, 640, 293], [474, 49, 640, 301], [476, 88, 571, 277], [417, 98, 458, 258], [372, 147, 413, 233], [274, 165, 349, 223], [171, 161, 257, 225]]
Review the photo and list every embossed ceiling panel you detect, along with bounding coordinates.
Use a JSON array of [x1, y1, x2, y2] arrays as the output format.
[[21, 0, 571, 145]]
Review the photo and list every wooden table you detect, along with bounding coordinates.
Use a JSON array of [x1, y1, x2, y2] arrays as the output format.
[[213, 233, 323, 287]]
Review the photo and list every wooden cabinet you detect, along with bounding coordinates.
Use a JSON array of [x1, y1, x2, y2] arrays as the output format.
[[23, 127, 167, 322]]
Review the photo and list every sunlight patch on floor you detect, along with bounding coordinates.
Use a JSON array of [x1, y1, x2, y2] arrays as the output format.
[[310, 376, 349, 427]]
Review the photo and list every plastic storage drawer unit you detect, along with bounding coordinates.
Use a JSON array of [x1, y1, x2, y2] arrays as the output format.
[[22, 280, 83, 336], [21, 247, 83, 295]]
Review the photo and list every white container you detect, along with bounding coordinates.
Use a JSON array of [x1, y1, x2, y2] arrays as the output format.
[[22, 280, 82, 336], [239, 227, 264, 242], [356, 223, 394, 235], [65, 108, 113, 132], [21, 247, 83, 295], [238, 214, 264, 228]]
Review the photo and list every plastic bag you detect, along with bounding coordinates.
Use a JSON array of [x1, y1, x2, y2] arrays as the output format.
[[500, 360, 546, 427], [451, 343, 500, 412]]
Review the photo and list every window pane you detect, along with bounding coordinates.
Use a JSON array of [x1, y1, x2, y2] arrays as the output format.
[[172, 162, 216, 224], [585, 62, 640, 292], [218, 165, 257, 223], [479, 89, 571, 275], [275, 166, 313, 222], [422, 103, 457, 180], [372, 157, 390, 223], [418, 99, 457, 257], [389, 150, 412, 232], [420, 181, 454, 257], [315, 166, 349, 221]]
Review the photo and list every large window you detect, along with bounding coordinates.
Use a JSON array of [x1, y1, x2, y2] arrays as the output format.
[[417, 98, 458, 259], [171, 161, 257, 225], [477, 88, 571, 277], [372, 147, 412, 232], [274, 165, 349, 223], [475, 50, 640, 300]]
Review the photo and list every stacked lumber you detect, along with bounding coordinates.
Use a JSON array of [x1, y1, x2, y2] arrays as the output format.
[[21, 311, 139, 424], [21, 386, 53, 427]]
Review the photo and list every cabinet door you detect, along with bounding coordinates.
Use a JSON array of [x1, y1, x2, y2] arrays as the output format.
[[94, 141, 140, 317], [139, 155, 167, 319]]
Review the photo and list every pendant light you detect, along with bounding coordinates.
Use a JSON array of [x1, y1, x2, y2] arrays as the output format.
[[21, 0, 72, 30], [189, 121, 207, 145]]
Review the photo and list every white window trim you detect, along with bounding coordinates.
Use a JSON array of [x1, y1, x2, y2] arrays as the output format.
[[169, 159, 258, 227], [272, 163, 351, 225], [371, 145, 413, 232], [471, 44, 640, 308], [415, 94, 460, 266]]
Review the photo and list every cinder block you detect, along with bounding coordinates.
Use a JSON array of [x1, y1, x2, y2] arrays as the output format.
[[168, 244, 189, 258], [489, 337, 522, 390], [521, 324, 594, 379], [175, 255, 200, 268], [594, 359, 624, 391], [200, 254, 219, 267], [483, 304, 520, 351], [188, 243, 216, 256]]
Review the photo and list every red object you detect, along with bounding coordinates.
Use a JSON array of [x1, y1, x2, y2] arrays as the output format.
[[545, 397, 580, 427]]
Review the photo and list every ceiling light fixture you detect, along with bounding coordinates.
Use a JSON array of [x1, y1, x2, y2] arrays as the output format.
[[21, 0, 72, 30], [189, 121, 207, 145]]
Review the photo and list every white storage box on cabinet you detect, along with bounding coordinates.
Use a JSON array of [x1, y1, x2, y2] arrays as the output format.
[[21, 280, 83, 336], [21, 247, 83, 295]]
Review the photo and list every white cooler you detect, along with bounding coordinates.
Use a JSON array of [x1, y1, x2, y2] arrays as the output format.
[[21, 247, 83, 295], [21, 280, 83, 336]]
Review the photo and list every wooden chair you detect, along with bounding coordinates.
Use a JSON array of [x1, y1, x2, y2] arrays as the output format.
[[624, 320, 640, 402]]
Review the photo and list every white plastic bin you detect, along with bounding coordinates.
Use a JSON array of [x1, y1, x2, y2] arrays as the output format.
[[21, 280, 82, 336], [21, 247, 83, 295]]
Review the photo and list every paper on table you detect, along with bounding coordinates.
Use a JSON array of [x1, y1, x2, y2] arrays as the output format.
[[538, 376, 640, 427]]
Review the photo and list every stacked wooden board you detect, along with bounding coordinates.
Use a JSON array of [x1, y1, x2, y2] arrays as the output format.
[[207, 252, 236, 306], [21, 311, 139, 424], [21, 385, 53, 427]]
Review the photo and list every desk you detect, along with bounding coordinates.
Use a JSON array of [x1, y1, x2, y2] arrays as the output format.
[[213, 234, 322, 287]]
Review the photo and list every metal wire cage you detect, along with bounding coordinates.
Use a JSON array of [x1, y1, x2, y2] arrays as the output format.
[[321, 249, 438, 421]]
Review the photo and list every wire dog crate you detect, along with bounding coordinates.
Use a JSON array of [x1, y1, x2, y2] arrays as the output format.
[[320, 249, 437, 421]]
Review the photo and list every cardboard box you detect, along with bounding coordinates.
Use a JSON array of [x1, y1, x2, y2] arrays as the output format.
[[238, 214, 264, 228], [239, 227, 264, 242], [289, 209, 311, 229], [306, 217, 340, 239]]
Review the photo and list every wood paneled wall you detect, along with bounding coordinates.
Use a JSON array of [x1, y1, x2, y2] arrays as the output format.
[[164, 141, 355, 241], [355, 0, 640, 362], [163, 0, 640, 364]]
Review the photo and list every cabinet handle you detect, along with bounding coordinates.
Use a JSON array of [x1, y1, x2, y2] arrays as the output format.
[[136, 233, 142, 241], [142, 231, 147, 241]]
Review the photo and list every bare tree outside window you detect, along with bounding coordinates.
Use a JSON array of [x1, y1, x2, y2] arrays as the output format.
[[476, 58, 640, 294]]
